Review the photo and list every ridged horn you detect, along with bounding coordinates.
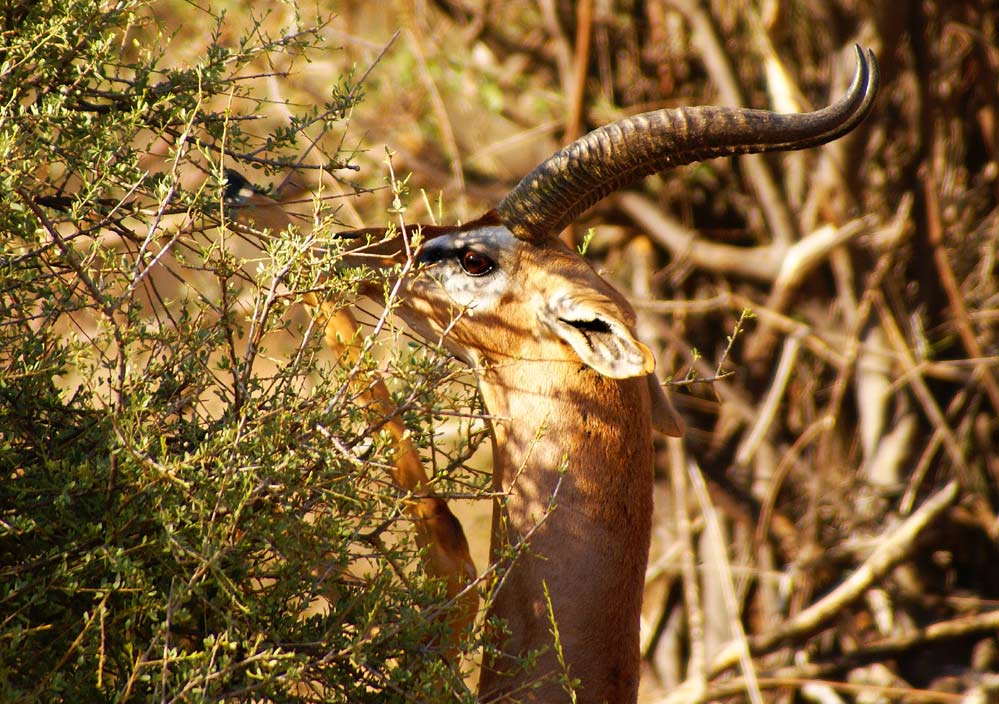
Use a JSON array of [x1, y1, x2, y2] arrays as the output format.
[[496, 45, 879, 242]]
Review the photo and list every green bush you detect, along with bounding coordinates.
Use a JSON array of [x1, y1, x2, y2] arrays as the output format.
[[0, 2, 483, 701]]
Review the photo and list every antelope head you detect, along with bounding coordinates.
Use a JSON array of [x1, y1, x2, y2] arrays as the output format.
[[343, 46, 878, 437]]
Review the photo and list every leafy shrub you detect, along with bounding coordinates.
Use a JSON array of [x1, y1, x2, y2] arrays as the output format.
[[0, 2, 482, 701]]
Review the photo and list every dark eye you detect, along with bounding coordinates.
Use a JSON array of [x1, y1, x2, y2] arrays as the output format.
[[458, 248, 495, 276]]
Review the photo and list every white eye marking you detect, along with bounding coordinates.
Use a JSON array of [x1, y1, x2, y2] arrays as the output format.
[[411, 225, 518, 313], [430, 261, 509, 313]]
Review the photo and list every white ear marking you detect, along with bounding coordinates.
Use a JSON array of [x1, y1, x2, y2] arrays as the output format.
[[541, 294, 654, 379]]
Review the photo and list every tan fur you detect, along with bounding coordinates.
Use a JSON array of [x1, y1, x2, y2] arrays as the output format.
[[385, 234, 672, 702], [476, 366, 654, 702]]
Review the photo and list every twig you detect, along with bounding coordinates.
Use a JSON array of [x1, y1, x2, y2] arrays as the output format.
[[755, 414, 835, 548], [15, 188, 112, 317], [538, 0, 573, 96], [743, 4, 807, 208], [921, 165, 999, 416], [735, 331, 802, 466], [565, 0, 592, 144], [899, 387, 969, 515], [32, 591, 111, 698], [688, 461, 764, 704], [279, 30, 398, 188], [746, 215, 876, 364], [617, 192, 782, 281], [687, 609, 999, 704], [873, 292, 971, 479], [707, 480, 960, 676], [768, 216, 877, 312], [685, 676, 965, 704], [841, 608, 999, 660], [665, 0, 798, 249], [559, 0, 593, 249], [406, 28, 466, 211], [670, 443, 706, 692]]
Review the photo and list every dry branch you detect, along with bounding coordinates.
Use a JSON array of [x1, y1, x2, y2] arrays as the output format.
[[666, 0, 798, 249], [708, 480, 960, 676]]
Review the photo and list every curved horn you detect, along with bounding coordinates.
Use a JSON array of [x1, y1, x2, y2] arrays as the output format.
[[496, 46, 879, 242]]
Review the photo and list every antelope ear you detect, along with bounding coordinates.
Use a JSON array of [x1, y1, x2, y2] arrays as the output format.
[[543, 297, 655, 379], [647, 374, 685, 437]]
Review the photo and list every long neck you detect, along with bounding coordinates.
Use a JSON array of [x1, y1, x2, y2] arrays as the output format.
[[475, 360, 655, 704]]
